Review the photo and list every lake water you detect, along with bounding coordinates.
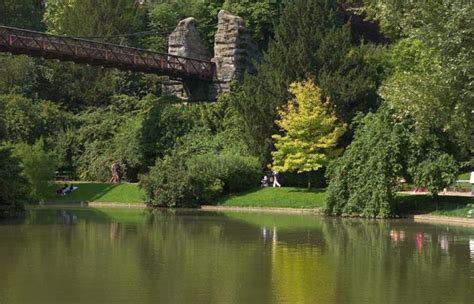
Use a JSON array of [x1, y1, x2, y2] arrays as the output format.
[[0, 207, 473, 304]]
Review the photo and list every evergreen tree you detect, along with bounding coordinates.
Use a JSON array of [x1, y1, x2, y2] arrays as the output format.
[[40, 0, 149, 110], [230, 0, 380, 164]]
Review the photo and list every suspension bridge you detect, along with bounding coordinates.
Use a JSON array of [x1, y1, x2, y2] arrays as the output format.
[[0, 25, 215, 82]]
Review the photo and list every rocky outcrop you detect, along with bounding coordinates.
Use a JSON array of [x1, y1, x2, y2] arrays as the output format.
[[164, 17, 211, 100], [211, 10, 259, 94], [164, 11, 260, 101], [168, 17, 211, 60]]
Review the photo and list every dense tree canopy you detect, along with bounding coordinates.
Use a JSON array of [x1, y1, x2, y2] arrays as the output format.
[[0, 0, 45, 30], [229, 0, 382, 164], [324, 0, 472, 216]]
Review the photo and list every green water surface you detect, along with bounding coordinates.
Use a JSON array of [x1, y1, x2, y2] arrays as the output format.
[[0, 207, 473, 304]]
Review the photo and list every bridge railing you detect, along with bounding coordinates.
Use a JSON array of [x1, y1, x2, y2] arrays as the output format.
[[0, 26, 215, 81]]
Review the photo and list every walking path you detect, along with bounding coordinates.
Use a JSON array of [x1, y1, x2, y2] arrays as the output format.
[[399, 191, 473, 197], [407, 214, 474, 227]]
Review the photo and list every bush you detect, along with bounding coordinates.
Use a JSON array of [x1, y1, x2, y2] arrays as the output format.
[[140, 131, 260, 207], [140, 155, 195, 207], [0, 146, 29, 218], [13, 140, 57, 201], [410, 152, 458, 197], [187, 152, 261, 201]]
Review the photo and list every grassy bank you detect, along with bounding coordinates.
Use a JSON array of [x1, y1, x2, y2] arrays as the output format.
[[216, 188, 473, 218], [45, 182, 473, 219], [214, 187, 326, 209], [396, 195, 474, 217], [47, 183, 145, 205]]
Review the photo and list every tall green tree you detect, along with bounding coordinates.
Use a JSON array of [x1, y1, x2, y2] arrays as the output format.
[[325, 0, 471, 217], [223, 0, 281, 49], [44, 0, 145, 41], [324, 108, 408, 218], [0, 0, 45, 30], [40, 0, 149, 110], [272, 80, 346, 188], [377, 1, 473, 165]]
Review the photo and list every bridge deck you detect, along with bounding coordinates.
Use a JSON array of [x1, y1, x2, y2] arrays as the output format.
[[0, 26, 215, 81]]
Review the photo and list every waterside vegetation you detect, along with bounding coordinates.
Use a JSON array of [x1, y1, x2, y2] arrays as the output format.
[[0, 0, 472, 219], [42, 182, 473, 219]]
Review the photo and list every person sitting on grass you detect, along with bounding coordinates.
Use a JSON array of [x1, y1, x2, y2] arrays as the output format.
[[56, 184, 78, 196], [56, 184, 68, 196], [63, 184, 74, 195]]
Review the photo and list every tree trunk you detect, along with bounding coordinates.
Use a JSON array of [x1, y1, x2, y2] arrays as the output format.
[[307, 171, 312, 189]]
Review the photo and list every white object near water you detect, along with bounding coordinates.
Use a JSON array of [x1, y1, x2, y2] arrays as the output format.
[[470, 172, 474, 194]]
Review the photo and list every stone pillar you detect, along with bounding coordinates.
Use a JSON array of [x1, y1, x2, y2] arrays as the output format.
[[164, 11, 259, 101], [163, 17, 212, 101], [168, 17, 211, 60], [211, 10, 259, 96]]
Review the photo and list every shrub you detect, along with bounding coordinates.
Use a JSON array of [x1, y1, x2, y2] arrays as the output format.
[[0, 146, 29, 218], [13, 140, 57, 201], [410, 152, 458, 197], [140, 155, 195, 208], [140, 130, 261, 207]]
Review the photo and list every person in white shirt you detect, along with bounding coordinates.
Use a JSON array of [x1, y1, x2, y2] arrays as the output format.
[[272, 171, 281, 188], [470, 171, 474, 195]]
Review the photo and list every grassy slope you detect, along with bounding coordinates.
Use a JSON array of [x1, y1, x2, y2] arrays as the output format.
[[396, 195, 474, 217], [217, 188, 473, 218], [215, 187, 326, 209], [456, 172, 472, 190], [48, 183, 145, 204], [45, 182, 472, 218]]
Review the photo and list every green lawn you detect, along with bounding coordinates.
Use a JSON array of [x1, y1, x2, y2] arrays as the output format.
[[45, 182, 473, 219], [396, 195, 474, 217], [214, 187, 326, 209], [456, 172, 472, 191], [48, 183, 145, 204]]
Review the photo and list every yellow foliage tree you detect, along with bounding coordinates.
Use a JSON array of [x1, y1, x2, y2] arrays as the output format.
[[271, 80, 346, 188]]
